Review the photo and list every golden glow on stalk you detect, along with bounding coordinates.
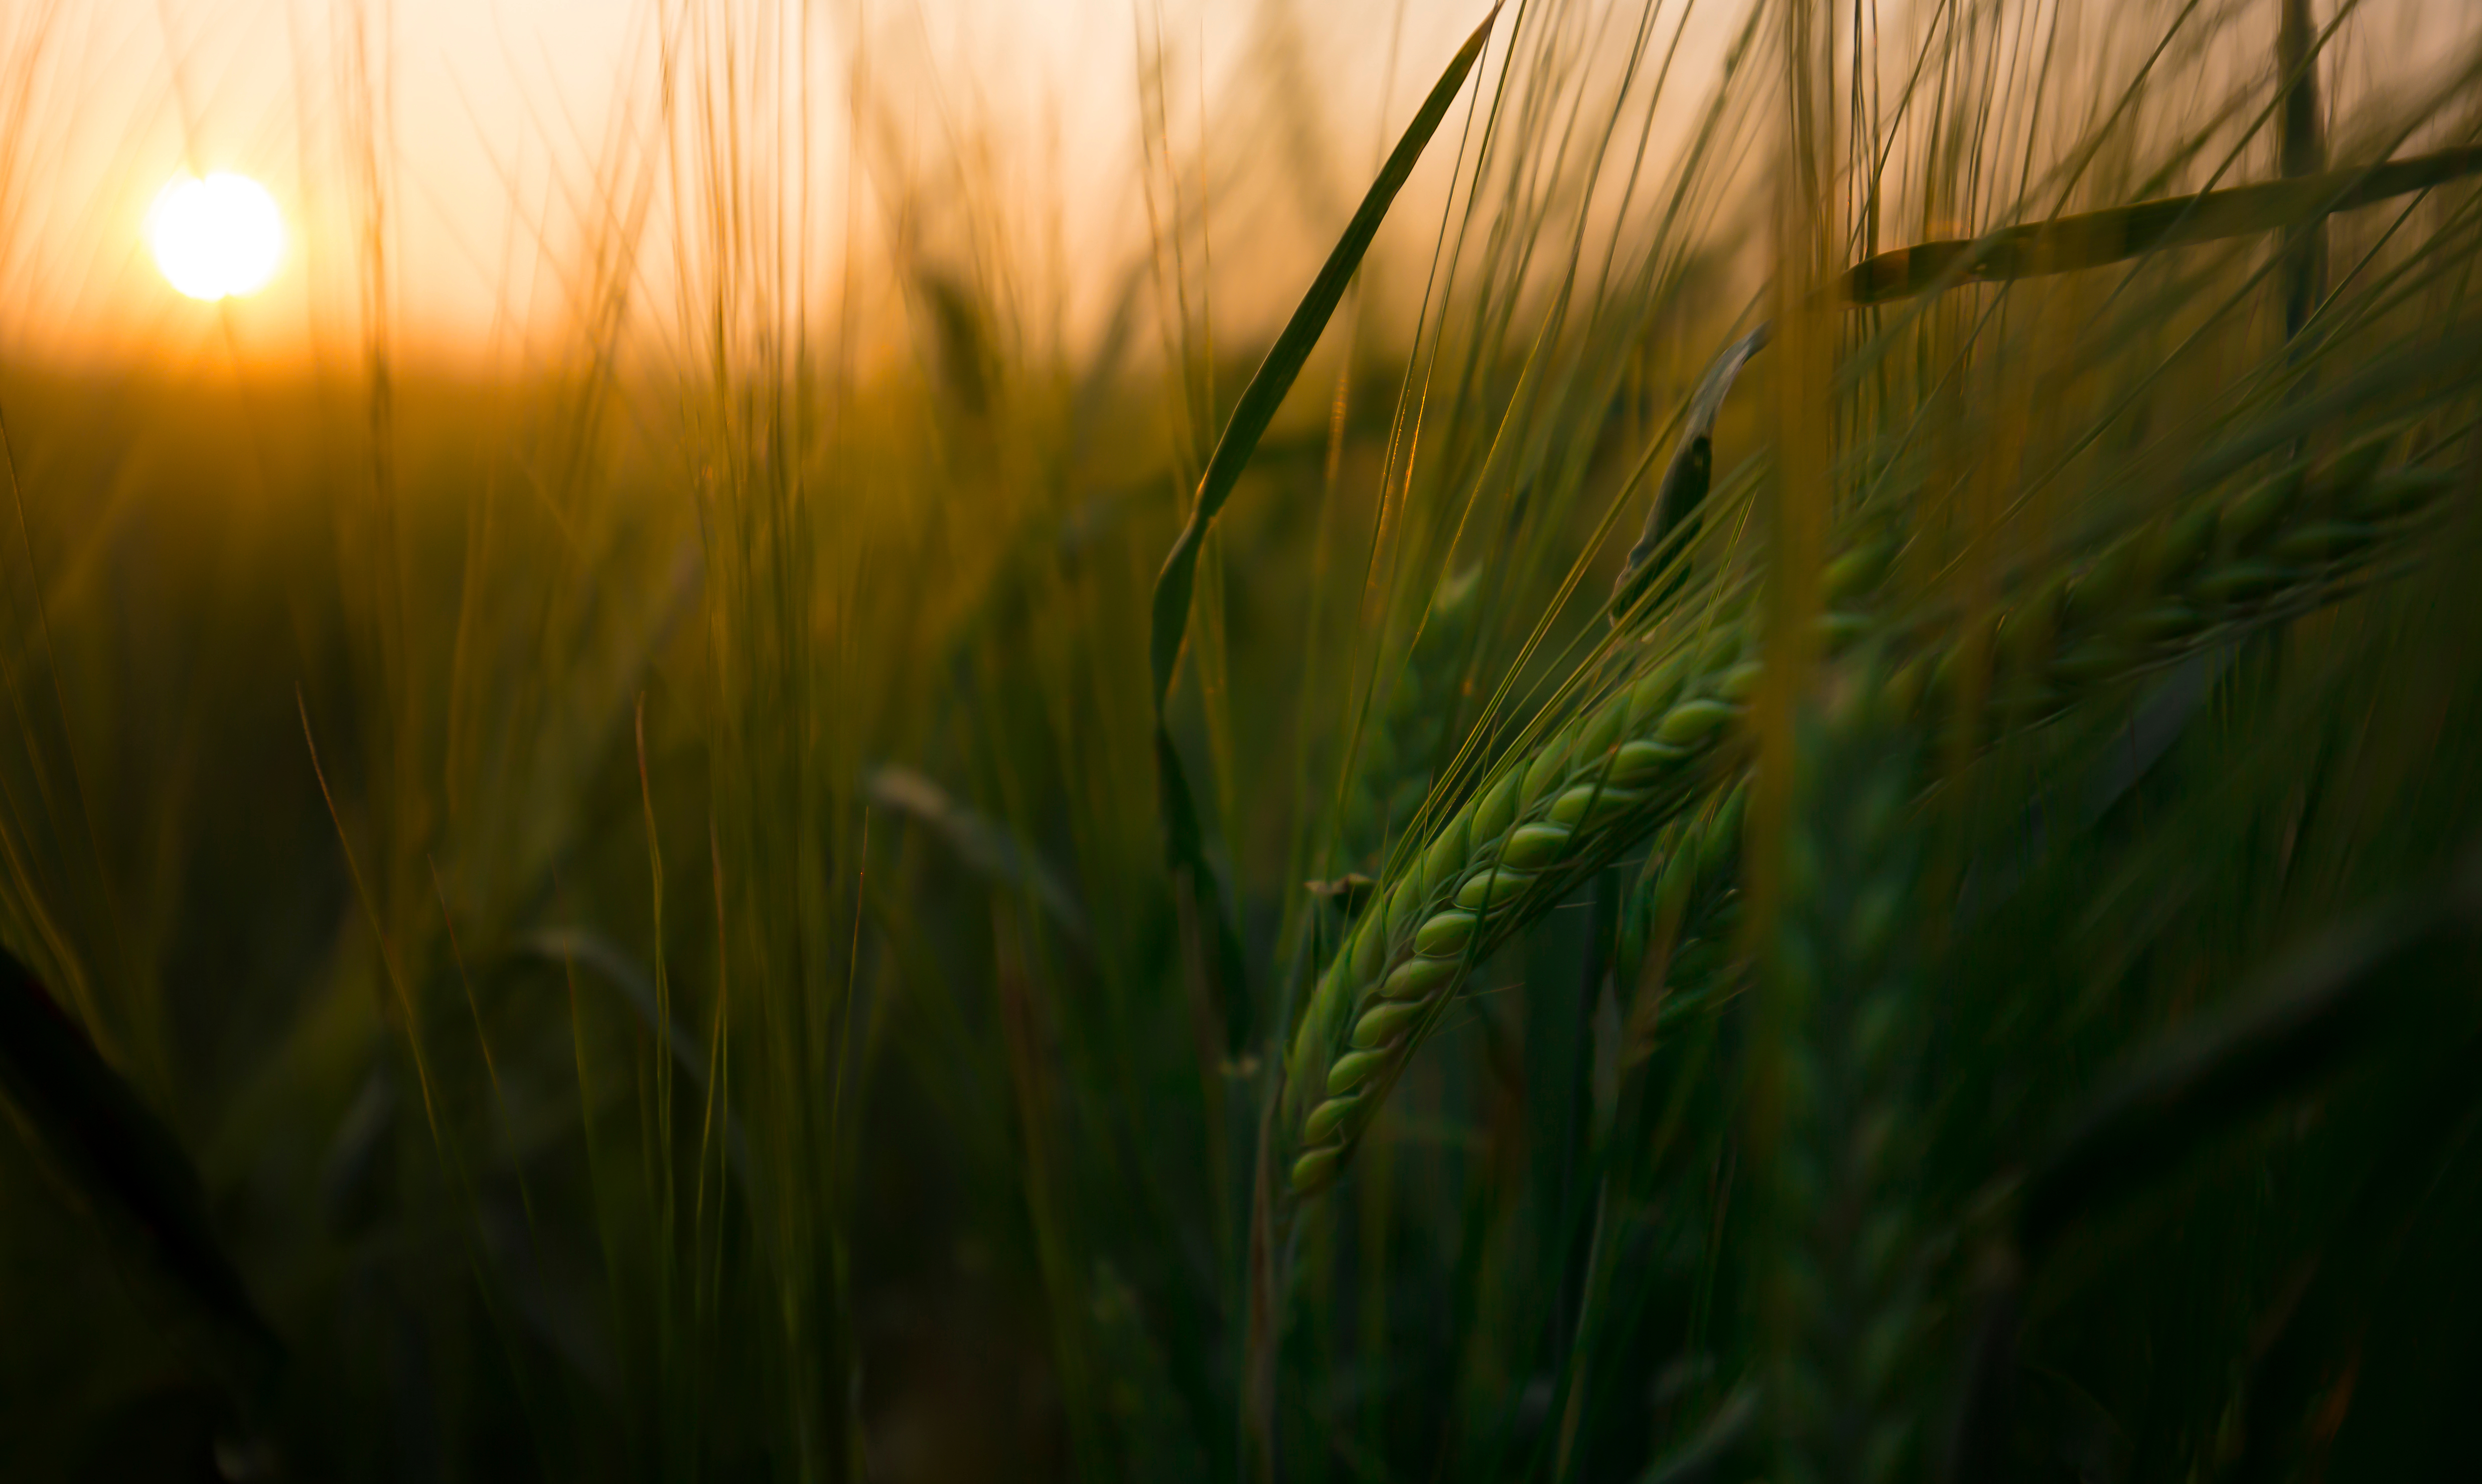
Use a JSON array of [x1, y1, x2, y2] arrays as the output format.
[[148, 174, 284, 301]]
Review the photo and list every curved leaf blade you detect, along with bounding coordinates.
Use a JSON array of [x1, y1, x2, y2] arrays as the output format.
[[1145, 3, 1505, 710], [1142, 4, 1502, 1055], [0, 945, 282, 1383]]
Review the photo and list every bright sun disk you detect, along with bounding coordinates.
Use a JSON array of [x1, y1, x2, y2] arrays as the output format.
[[149, 173, 283, 301]]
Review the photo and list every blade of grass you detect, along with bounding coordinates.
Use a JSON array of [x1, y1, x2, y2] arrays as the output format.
[[514, 927, 755, 1188], [1145, 3, 1504, 1057], [1841, 143, 2482, 304], [1610, 322, 1773, 625], [0, 942, 282, 1388], [2277, 0, 2329, 344], [864, 765, 1090, 949]]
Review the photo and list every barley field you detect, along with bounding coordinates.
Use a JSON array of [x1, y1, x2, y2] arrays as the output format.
[[4, 0, 2480, 1480]]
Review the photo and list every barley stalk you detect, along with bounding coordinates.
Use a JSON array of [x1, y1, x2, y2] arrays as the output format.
[[1280, 433, 2462, 1198]]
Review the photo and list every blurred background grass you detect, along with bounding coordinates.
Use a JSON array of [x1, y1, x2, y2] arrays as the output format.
[[5, 1, 2482, 1481]]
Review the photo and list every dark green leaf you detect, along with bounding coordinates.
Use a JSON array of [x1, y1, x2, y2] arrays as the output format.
[[0, 944, 282, 1387]]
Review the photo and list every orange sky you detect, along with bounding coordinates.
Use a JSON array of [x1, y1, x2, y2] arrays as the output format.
[[1, 0, 1473, 372], [13, 0, 621, 363], [12, 1, 2476, 375]]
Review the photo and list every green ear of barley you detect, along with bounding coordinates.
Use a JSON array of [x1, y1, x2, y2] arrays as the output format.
[[1762, 682, 1932, 1484], [1339, 569, 1485, 871], [1281, 435, 2462, 1201], [1616, 780, 1747, 1063]]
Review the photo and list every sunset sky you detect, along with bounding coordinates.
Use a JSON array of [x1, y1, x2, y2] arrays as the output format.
[[3, 0, 1473, 369], [14, 1, 2478, 373]]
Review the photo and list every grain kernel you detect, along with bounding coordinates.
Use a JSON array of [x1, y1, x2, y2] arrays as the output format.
[[1454, 867, 1534, 910], [1500, 822, 1572, 869], [1610, 738, 1685, 785], [1381, 954, 1458, 1000], [1303, 1095, 1359, 1143], [1351, 998, 1425, 1048], [1413, 910, 1478, 957], [1549, 781, 1646, 826], [1326, 1049, 1388, 1095], [1655, 697, 1737, 748]]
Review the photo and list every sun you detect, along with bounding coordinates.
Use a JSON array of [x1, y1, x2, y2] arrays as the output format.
[[148, 173, 284, 301]]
